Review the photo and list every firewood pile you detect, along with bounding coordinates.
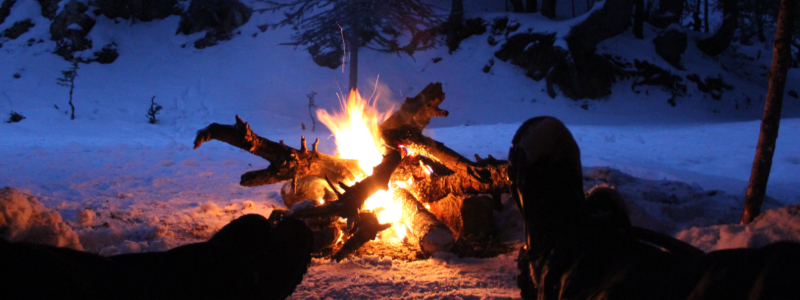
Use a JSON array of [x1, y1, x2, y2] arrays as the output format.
[[193, 83, 512, 261]]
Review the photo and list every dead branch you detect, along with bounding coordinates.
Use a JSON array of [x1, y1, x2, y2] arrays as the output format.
[[333, 212, 392, 262], [193, 115, 364, 186]]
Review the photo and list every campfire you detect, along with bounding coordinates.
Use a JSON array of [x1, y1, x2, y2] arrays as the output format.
[[193, 83, 511, 260]]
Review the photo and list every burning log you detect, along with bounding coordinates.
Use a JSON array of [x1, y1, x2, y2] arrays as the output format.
[[333, 212, 391, 262], [269, 205, 343, 253], [289, 150, 402, 227], [193, 115, 364, 186], [379, 83, 511, 207], [193, 84, 510, 260], [394, 188, 454, 256], [280, 175, 337, 209], [428, 194, 495, 241], [410, 157, 509, 205]]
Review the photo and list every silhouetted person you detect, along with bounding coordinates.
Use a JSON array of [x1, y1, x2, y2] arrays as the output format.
[[509, 116, 800, 300], [0, 214, 313, 300]]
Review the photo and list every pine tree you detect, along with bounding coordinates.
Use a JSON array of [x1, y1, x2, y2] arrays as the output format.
[[261, 0, 443, 92]]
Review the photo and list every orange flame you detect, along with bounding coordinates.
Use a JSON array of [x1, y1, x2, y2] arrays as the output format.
[[317, 89, 407, 240], [317, 89, 388, 174]]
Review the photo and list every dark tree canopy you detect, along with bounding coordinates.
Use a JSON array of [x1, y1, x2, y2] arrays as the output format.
[[262, 0, 443, 90]]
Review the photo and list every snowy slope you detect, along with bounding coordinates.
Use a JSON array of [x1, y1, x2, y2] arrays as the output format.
[[2, 1, 800, 299]]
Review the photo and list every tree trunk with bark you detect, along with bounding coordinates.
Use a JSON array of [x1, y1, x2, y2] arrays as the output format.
[[693, 0, 702, 31], [634, 0, 644, 38], [510, 0, 524, 12], [446, 0, 464, 53], [704, 0, 709, 32], [742, 0, 797, 224], [348, 42, 359, 92], [526, 0, 538, 12], [697, 0, 739, 56], [542, 0, 556, 18], [756, 1, 767, 43]]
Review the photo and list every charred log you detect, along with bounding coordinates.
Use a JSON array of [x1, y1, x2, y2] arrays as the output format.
[[428, 194, 496, 240], [410, 159, 509, 205], [193, 115, 364, 186], [379, 82, 449, 133], [280, 175, 337, 209], [289, 150, 401, 226], [379, 83, 512, 203], [333, 212, 391, 262], [395, 188, 454, 256], [270, 206, 343, 253]]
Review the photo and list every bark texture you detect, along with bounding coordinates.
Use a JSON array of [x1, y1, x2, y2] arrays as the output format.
[[428, 194, 495, 240], [395, 188, 454, 256], [526, 0, 538, 12], [193, 115, 365, 186], [541, 0, 556, 18], [510, 0, 524, 12], [742, 0, 797, 224]]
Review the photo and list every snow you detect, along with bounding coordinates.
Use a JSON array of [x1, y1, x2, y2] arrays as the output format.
[[1, 1, 800, 298], [0, 188, 82, 250], [291, 253, 520, 300]]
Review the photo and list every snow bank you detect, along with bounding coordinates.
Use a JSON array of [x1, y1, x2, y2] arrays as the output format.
[[583, 167, 744, 234], [677, 205, 800, 252], [0, 187, 82, 250]]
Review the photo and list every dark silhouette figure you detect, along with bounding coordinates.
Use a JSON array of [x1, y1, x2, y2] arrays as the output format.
[[509, 116, 800, 300], [0, 214, 313, 300]]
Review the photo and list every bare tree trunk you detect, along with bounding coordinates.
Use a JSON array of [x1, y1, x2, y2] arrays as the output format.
[[542, 0, 556, 18], [572, 0, 576, 17], [693, 0, 702, 31], [657, 0, 684, 25], [69, 83, 75, 120], [634, 0, 644, 39], [446, 0, 464, 53], [742, 0, 797, 224], [510, 0, 524, 12], [697, 0, 739, 56], [348, 43, 359, 92], [756, 1, 767, 43], [704, 0, 709, 32], [526, 0, 538, 12]]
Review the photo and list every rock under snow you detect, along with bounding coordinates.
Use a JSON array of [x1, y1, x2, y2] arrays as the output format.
[[0, 187, 82, 250]]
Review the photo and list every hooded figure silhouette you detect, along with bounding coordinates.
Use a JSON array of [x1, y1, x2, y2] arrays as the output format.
[[509, 116, 800, 300]]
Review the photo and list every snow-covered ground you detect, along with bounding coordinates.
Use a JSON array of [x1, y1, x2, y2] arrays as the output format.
[[2, 1, 800, 299]]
